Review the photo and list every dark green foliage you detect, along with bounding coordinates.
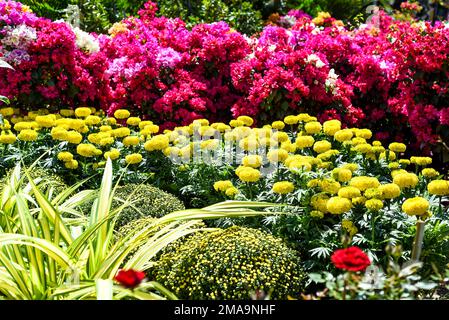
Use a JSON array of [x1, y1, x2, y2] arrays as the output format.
[[151, 225, 306, 299], [112, 183, 185, 229]]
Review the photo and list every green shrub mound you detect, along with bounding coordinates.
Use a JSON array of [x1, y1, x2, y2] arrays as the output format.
[[0, 167, 68, 197], [152, 226, 306, 300], [112, 184, 185, 229]]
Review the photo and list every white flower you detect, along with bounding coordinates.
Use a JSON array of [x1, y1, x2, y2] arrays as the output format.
[[73, 27, 100, 54], [305, 54, 326, 68]]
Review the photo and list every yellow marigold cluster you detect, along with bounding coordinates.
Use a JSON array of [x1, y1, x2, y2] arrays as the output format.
[[393, 172, 419, 189], [349, 176, 380, 191], [214, 180, 234, 192]]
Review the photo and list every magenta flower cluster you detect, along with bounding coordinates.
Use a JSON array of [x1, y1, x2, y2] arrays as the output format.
[[1, 1, 449, 152]]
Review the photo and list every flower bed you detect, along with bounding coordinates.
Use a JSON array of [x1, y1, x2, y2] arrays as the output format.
[[1, 1, 449, 153]]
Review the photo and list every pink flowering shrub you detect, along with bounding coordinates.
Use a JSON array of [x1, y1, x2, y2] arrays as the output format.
[[1, 1, 449, 153], [0, 1, 108, 110]]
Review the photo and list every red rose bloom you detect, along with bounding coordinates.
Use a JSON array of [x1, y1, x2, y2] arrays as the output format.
[[114, 269, 146, 289], [331, 246, 371, 272]]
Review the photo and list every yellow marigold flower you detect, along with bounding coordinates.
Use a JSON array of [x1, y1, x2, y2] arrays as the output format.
[[342, 219, 358, 236], [402, 197, 429, 216], [0, 119, 11, 130], [104, 148, 120, 160], [311, 193, 330, 213], [10, 117, 23, 125], [332, 168, 352, 182], [126, 117, 141, 126], [99, 137, 114, 146], [64, 159, 79, 170], [50, 127, 68, 141], [391, 169, 408, 178], [351, 137, 366, 146], [399, 159, 410, 167], [326, 196, 352, 215], [77, 143, 102, 157], [353, 143, 372, 154], [139, 120, 154, 130], [107, 117, 117, 126], [320, 179, 341, 195], [123, 136, 140, 147], [393, 172, 419, 189], [239, 137, 259, 151], [338, 186, 361, 199], [272, 181, 295, 194], [317, 149, 339, 161], [298, 113, 313, 122], [313, 140, 332, 154], [372, 146, 386, 154], [65, 131, 83, 144], [365, 199, 383, 211], [85, 115, 101, 126], [352, 196, 367, 205], [57, 151, 74, 162], [364, 188, 382, 199], [334, 129, 353, 142], [372, 141, 382, 146], [289, 160, 312, 172], [125, 153, 143, 165], [100, 125, 112, 132], [242, 155, 263, 168], [197, 126, 216, 137], [272, 131, 289, 143], [163, 146, 180, 157], [342, 163, 358, 172], [422, 168, 439, 179], [388, 162, 400, 170], [304, 121, 322, 134], [349, 176, 380, 191], [35, 114, 56, 128], [310, 210, 325, 219], [140, 124, 159, 136], [378, 183, 401, 199], [284, 115, 299, 125], [323, 119, 341, 136], [410, 156, 432, 167], [355, 128, 372, 139], [60, 109, 74, 117], [225, 187, 239, 197], [236, 167, 261, 183], [296, 135, 315, 149], [229, 119, 244, 128], [75, 107, 92, 118], [233, 126, 252, 139], [307, 179, 320, 188], [380, 151, 396, 161], [200, 139, 220, 150], [267, 149, 289, 163], [0, 107, 14, 117], [18, 129, 38, 141], [428, 180, 449, 196], [214, 180, 234, 192], [237, 116, 254, 126], [112, 127, 131, 138], [0, 132, 16, 144], [271, 121, 285, 130], [144, 135, 170, 151], [114, 109, 131, 119], [389, 142, 406, 153], [280, 141, 296, 153]]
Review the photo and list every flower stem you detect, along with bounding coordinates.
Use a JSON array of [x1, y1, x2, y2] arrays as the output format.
[[411, 220, 426, 262]]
